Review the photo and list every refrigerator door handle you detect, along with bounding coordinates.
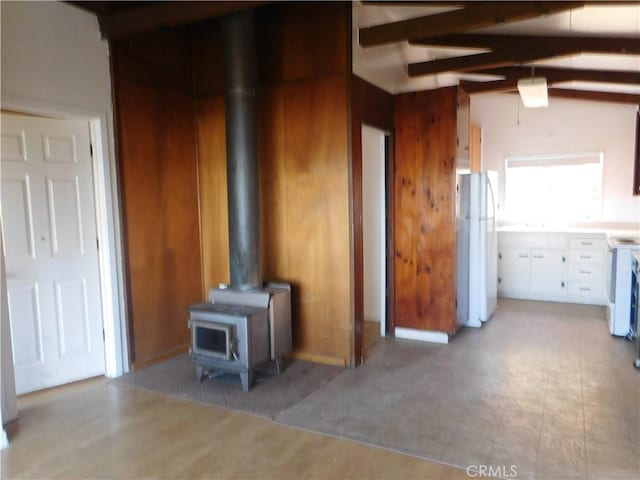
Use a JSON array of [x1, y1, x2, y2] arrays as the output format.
[[486, 174, 497, 230]]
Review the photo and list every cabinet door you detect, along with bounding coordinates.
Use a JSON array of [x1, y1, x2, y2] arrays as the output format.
[[498, 248, 531, 294], [530, 249, 566, 297]]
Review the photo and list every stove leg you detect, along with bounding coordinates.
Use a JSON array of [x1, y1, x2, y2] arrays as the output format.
[[275, 357, 284, 374], [240, 370, 252, 391], [196, 364, 204, 382]]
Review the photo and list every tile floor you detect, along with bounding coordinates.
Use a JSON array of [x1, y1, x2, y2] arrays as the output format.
[[277, 299, 640, 480], [115, 354, 341, 419]]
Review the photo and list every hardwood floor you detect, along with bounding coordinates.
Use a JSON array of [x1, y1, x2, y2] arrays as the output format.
[[1, 378, 468, 479]]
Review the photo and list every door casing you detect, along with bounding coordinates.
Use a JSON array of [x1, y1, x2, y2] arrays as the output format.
[[1, 94, 128, 380]]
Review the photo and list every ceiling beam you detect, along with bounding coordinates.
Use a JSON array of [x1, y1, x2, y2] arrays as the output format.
[[362, 1, 637, 5], [548, 88, 640, 105], [359, 2, 582, 47], [460, 78, 521, 94], [408, 48, 576, 76], [410, 33, 640, 55], [460, 67, 640, 93], [98, 1, 268, 40], [475, 66, 640, 84], [463, 81, 640, 104]]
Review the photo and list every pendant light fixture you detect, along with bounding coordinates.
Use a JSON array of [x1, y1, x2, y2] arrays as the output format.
[[517, 65, 548, 108]]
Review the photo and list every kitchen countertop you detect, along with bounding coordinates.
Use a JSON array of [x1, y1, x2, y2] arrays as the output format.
[[498, 224, 640, 240]]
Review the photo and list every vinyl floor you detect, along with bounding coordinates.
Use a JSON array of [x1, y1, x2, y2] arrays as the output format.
[[8, 299, 637, 480], [277, 299, 640, 480]]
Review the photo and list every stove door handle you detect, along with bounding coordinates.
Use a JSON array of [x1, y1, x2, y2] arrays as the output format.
[[230, 339, 240, 361]]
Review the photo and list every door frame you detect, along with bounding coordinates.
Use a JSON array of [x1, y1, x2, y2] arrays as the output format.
[[1, 95, 129, 379], [356, 122, 395, 363], [361, 125, 389, 338]]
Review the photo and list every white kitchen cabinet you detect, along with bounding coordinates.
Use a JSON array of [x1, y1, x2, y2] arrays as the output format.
[[498, 248, 531, 295], [497, 231, 607, 305], [530, 249, 567, 297], [566, 235, 606, 304]]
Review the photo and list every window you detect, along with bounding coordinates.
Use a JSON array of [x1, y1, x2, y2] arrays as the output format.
[[504, 152, 603, 224]]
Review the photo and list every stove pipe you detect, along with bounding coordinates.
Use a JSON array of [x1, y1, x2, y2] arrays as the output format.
[[221, 11, 261, 290]]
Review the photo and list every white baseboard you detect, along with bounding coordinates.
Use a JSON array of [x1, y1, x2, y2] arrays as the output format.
[[395, 327, 449, 344]]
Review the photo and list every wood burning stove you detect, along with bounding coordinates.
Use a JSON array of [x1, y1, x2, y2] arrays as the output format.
[[188, 12, 292, 392], [188, 283, 292, 391]]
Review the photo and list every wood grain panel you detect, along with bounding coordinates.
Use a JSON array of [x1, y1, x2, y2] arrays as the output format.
[[350, 75, 395, 365], [197, 78, 351, 364], [113, 40, 202, 365], [191, 19, 225, 98], [256, 3, 347, 85], [195, 97, 229, 293], [278, 76, 351, 361], [193, 3, 352, 365], [470, 123, 482, 173], [258, 86, 289, 280], [394, 87, 458, 334]]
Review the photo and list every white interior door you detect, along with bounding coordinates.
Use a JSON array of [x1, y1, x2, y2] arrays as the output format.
[[1, 112, 105, 394]]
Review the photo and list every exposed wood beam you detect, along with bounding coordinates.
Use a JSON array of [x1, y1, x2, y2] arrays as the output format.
[[474, 66, 640, 85], [411, 33, 640, 55], [460, 78, 521, 94], [359, 2, 582, 47], [363, 1, 637, 5], [408, 48, 576, 76], [493, 86, 640, 104], [460, 67, 640, 93], [66, 1, 110, 17], [99, 1, 268, 40], [548, 88, 640, 105], [464, 81, 640, 104]]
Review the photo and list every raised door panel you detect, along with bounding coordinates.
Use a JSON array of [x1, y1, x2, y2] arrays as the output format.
[[1, 175, 36, 260], [499, 248, 531, 295], [530, 249, 566, 297], [7, 284, 44, 368], [53, 279, 91, 357], [45, 176, 84, 257]]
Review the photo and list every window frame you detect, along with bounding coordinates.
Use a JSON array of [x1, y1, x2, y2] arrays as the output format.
[[503, 151, 604, 224]]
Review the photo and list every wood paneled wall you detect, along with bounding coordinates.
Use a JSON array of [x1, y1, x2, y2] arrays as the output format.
[[194, 3, 353, 365], [394, 87, 460, 334], [112, 30, 203, 367], [350, 75, 394, 365]]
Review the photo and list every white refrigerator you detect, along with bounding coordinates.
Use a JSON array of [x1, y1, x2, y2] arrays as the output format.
[[456, 171, 498, 328]]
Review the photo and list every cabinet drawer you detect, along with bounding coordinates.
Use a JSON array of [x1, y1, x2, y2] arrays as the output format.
[[569, 250, 604, 265], [568, 264, 604, 283], [568, 238, 606, 250], [568, 282, 602, 298]]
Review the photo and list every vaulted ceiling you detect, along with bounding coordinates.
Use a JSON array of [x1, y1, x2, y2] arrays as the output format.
[[353, 1, 640, 104], [70, 1, 640, 105]]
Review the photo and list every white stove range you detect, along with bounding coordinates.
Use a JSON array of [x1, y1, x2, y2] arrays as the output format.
[[607, 236, 640, 337]]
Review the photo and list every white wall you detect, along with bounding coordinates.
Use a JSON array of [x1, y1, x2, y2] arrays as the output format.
[[471, 94, 639, 224], [1, 1, 113, 112], [362, 126, 386, 324], [1, 1, 123, 426]]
